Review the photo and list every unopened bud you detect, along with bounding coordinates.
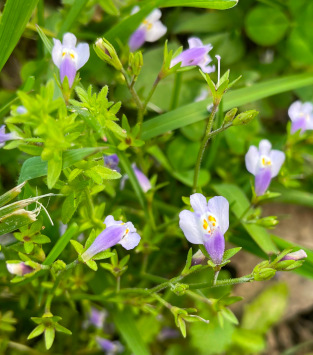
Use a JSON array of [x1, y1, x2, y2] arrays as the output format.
[[253, 267, 276, 281], [94, 38, 123, 71], [223, 108, 238, 125], [281, 249, 307, 261], [232, 110, 258, 126], [7, 262, 33, 276], [191, 250, 207, 266], [171, 283, 189, 296], [128, 51, 143, 77], [256, 216, 279, 229]]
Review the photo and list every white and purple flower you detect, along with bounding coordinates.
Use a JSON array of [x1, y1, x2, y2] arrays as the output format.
[[281, 249, 307, 261], [120, 164, 151, 193], [128, 7, 167, 52], [52, 32, 90, 88], [89, 308, 107, 329], [288, 100, 313, 134], [170, 37, 215, 73], [0, 125, 18, 148], [245, 139, 285, 196], [104, 154, 120, 172], [179, 194, 229, 265], [7, 262, 33, 276], [96, 337, 124, 355], [81, 215, 141, 262]]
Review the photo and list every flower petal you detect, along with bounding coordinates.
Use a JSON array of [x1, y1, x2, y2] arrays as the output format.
[[207, 196, 229, 234], [146, 8, 162, 23], [190, 193, 208, 216], [204, 227, 225, 265], [129, 28, 146, 51], [119, 231, 141, 250], [258, 139, 272, 155], [52, 39, 62, 68], [245, 145, 259, 175], [306, 115, 313, 130], [291, 117, 307, 134], [179, 210, 203, 244], [145, 21, 167, 42], [81, 225, 125, 261], [188, 37, 203, 48], [301, 102, 313, 114], [76, 42, 90, 69], [171, 47, 207, 68], [269, 150, 285, 178], [104, 215, 123, 228], [133, 164, 151, 192], [63, 32, 77, 48], [288, 100, 302, 121], [255, 167, 272, 196]]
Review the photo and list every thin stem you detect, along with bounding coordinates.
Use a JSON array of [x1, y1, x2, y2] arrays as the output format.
[[213, 270, 220, 285], [116, 276, 121, 293], [142, 75, 161, 112], [186, 290, 213, 305], [193, 103, 219, 192], [170, 72, 182, 110], [189, 275, 254, 290], [153, 293, 172, 310]]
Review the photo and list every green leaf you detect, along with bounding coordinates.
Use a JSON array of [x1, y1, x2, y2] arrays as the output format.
[[141, 73, 313, 140], [223, 247, 241, 261], [58, 0, 89, 35], [47, 155, 62, 189], [0, 182, 25, 208], [113, 307, 150, 355], [213, 184, 278, 254], [54, 323, 72, 335], [0, 0, 39, 73], [43, 223, 79, 266], [85, 259, 98, 271], [70, 240, 84, 255], [18, 148, 104, 184], [36, 24, 53, 53], [0, 210, 36, 236], [245, 5, 289, 46], [44, 327, 55, 350], [27, 324, 45, 339], [98, 0, 120, 16]]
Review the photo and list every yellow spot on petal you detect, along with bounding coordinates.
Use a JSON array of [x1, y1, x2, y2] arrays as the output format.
[[208, 215, 216, 222], [143, 20, 153, 30]]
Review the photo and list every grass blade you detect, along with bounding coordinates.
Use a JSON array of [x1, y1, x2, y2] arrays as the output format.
[[0, 0, 39, 73], [58, 0, 89, 35], [142, 73, 313, 140]]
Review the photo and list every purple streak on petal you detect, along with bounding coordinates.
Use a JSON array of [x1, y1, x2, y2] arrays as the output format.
[[281, 249, 307, 261], [132, 164, 151, 192], [291, 116, 307, 134], [7, 262, 33, 276], [81, 225, 126, 261], [203, 227, 225, 265], [171, 47, 207, 68], [129, 28, 146, 51], [255, 167, 272, 196], [59, 56, 77, 87], [96, 337, 116, 352], [104, 154, 120, 172]]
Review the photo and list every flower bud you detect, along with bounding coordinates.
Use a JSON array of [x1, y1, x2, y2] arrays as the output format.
[[223, 108, 238, 125], [253, 267, 276, 281], [232, 110, 259, 126], [171, 283, 189, 296], [128, 51, 143, 77], [281, 249, 307, 261], [255, 216, 279, 229], [94, 38, 123, 71], [191, 250, 207, 266], [7, 262, 33, 276]]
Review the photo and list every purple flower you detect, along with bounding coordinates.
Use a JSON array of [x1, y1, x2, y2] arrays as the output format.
[[81, 216, 141, 262], [281, 249, 307, 261], [157, 327, 180, 341], [52, 33, 90, 87], [170, 37, 215, 73], [16, 106, 27, 114], [0, 125, 18, 148], [96, 337, 124, 355], [104, 154, 120, 172], [7, 262, 33, 276], [179, 194, 229, 265], [89, 308, 107, 328], [132, 164, 151, 192], [245, 139, 285, 196], [129, 7, 167, 51], [288, 100, 313, 134]]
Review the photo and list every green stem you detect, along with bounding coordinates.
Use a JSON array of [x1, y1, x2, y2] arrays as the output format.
[[213, 270, 220, 285], [116, 276, 121, 293], [170, 72, 182, 110], [153, 293, 172, 310], [193, 103, 219, 192], [143, 75, 161, 112], [189, 275, 254, 290]]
